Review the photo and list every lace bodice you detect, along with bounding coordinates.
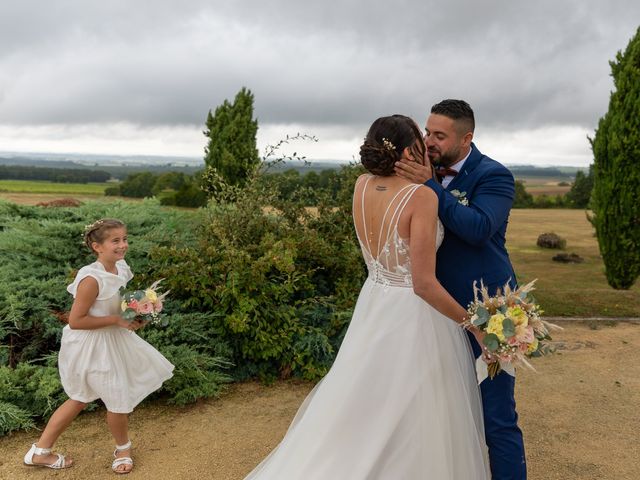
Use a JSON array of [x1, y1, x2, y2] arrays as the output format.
[[353, 176, 444, 289]]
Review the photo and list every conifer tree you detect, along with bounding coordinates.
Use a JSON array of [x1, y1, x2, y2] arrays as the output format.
[[203, 87, 260, 190], [590, 27, 640, 289]]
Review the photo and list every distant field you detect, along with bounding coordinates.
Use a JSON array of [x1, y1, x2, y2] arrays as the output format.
[[515, 175, 572, 197], [507, 209, 639, 317], [0, 179, 108, 195]]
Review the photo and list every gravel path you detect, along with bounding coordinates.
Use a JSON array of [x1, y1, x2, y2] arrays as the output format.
[[1, 321, 638, 479]]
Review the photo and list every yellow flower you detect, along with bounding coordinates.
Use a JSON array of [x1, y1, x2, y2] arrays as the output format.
[[121, 300, 127, 312], [527, 337, 539, 354], [486, 313, 506, 342], [506, 306, 528, 327], [145, 289, 158, 302]]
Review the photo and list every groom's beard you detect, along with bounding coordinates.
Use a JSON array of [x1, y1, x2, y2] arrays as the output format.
[[428, 145, 462, 168]]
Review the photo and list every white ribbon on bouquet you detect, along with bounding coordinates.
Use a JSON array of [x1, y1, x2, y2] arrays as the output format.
[[476, 357, 516, 385]]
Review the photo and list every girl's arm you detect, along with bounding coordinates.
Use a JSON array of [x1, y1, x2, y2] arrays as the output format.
[[67, 277, 129, 330]]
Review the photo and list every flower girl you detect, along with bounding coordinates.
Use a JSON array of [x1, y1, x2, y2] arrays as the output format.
[[23, 218, 174, 474]]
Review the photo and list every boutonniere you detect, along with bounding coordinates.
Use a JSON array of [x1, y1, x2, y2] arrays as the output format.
[[450, 189, 469, 206]]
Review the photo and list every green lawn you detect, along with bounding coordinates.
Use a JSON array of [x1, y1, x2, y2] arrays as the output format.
[[0, 179, 108, 195], [507, 209, 640, 317]]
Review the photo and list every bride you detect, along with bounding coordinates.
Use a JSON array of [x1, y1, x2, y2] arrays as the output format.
[[244, 114, 490, 479]]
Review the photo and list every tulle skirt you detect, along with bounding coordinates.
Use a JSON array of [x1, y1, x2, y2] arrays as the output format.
[[245, 278, 490, 479], [58, 325, 174, 413]]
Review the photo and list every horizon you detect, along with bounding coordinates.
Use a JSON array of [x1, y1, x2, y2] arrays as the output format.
[[0, 149, 589, 170]]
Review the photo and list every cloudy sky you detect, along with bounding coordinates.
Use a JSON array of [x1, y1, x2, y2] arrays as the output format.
[[1, 1, 638, 166]]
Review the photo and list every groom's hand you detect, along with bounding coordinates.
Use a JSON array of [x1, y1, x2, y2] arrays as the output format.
[[395, 158, 433, 184]]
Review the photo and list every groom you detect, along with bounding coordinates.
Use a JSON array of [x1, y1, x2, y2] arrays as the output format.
[[396, 99, 526, 479]]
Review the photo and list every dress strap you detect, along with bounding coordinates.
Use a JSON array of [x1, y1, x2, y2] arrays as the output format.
[[376, 184, 416, 248], [354, 175, 374, 248], [385, 184, 423, 243]]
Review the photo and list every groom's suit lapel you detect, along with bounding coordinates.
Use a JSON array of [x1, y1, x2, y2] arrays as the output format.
[[446, 143, 483, 191]]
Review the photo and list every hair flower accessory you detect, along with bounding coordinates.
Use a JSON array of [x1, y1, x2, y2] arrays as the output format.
[[84, 219, 105, 233], [381, 138, 395, 152]]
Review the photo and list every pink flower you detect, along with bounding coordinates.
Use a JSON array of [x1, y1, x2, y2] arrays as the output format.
[[128, 299, 139, 311], [515, 325, 534, 343], [138, 301, 154, 315], [153, 299, 163, 313], [498, 353, 513, 363], [507, 336, 521, 347]]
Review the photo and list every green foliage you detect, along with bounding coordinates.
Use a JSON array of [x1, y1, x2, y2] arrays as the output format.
[[0, 401, 35, 435], [530, 194, 570, 209], [155, 345, 232, 405], [590, 26, 640, 289], [513, 180, 534, 208], [258, 168, 348, 206], [202, 87, 260, 190], [566, 166, 594, 208], [112, 172, 157, 198], [106, 170, 208, 208], [0, 165, 110, 183], [150, 163, 364, 380]]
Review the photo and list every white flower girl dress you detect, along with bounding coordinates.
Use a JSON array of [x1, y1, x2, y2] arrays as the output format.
[[58, 260, 174, 413]]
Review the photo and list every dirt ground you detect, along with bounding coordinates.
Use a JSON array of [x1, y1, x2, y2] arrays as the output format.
[[1, 321, 638, 480]]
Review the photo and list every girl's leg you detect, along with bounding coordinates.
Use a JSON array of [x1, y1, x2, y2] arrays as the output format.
[[31, 399, 87, 466], [106, 411, 133, 474]]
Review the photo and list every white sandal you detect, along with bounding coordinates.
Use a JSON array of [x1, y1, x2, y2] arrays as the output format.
[[23, 443, 71, 469], [112, 440, 133, 474]]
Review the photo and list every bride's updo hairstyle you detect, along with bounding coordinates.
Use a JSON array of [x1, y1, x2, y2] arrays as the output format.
[[360, 114, 425, 176]]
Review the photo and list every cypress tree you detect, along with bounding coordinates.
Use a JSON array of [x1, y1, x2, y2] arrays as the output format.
[[590, 27, 640, 289], [203, 87, 260, 189]]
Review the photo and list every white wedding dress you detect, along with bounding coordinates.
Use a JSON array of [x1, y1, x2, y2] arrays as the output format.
[[245, 177, 489, 479]]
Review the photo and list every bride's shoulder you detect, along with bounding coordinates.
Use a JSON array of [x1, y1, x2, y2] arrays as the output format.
[[404, 184, 438, 214], [410, 184, 437, 202]]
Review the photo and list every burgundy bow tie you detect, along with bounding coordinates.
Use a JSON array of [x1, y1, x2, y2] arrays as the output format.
[[434, 166, 458, 181]]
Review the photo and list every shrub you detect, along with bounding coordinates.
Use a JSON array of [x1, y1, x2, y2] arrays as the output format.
[[536, 233, 566, 249], [590, 27, 640, 289]]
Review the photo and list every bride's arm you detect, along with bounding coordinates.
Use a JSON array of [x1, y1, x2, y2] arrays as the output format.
[[408, 188, 468, 325]]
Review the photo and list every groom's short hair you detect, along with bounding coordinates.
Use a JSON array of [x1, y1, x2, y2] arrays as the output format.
[[431, 99, 475, 135]]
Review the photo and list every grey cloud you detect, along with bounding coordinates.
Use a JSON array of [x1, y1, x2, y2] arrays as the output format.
[[0, 0, 638, 134]]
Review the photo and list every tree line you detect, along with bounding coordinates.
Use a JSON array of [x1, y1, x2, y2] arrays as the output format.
[[513, 167, 593, 209], [0, 165, 111, 183]]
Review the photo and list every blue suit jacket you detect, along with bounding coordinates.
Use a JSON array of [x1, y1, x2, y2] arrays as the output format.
[[426, 143, 516, 312]]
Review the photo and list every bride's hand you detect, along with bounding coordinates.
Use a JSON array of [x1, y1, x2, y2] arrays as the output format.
[[470, 328, 497, 364], [394, 158, 433, 184]]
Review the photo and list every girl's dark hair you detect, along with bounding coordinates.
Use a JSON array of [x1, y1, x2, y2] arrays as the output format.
[[359, 114, 425, 176], [83, 218, 126, 253]]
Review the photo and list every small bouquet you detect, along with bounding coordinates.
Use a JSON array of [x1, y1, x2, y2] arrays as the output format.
[[120, 279, 169, 326], [465, 279, 561, 379]]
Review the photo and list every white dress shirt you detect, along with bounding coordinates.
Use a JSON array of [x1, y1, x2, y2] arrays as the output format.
[[442, 147, 472, 189]]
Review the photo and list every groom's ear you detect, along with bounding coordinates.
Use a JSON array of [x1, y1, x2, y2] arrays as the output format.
[[462, 131, 473, 148]]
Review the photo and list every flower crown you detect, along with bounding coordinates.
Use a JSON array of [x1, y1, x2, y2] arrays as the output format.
[[381, 137, 395, 152], [84, 220, 105, 234]]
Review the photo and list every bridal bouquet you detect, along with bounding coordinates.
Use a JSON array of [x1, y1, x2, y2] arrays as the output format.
[[120, 279, 169, 326], [464, 279, 561, 379]]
